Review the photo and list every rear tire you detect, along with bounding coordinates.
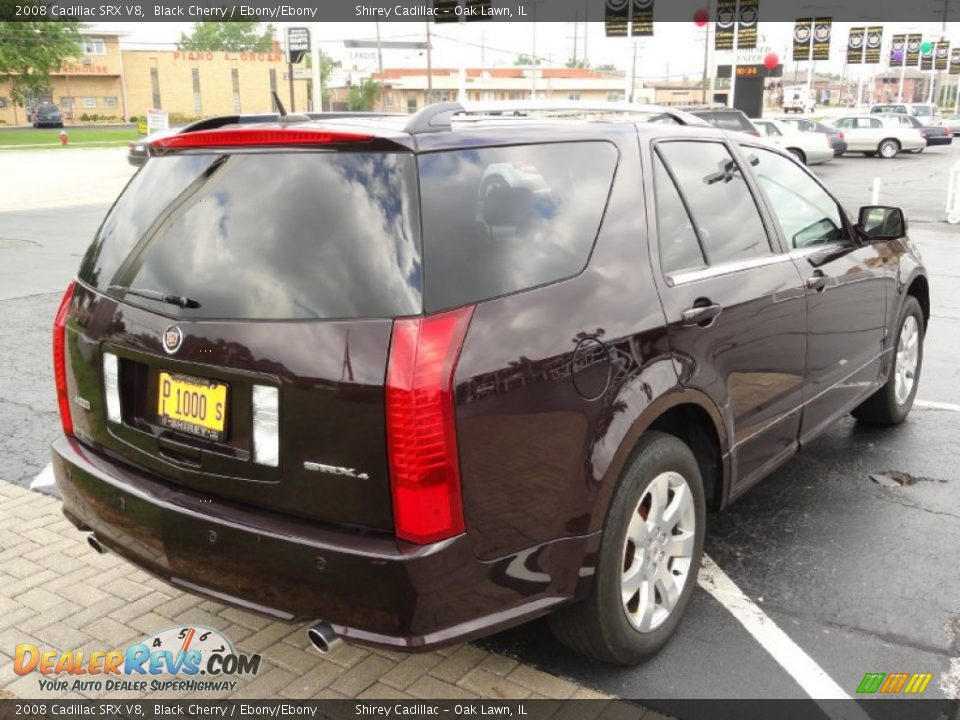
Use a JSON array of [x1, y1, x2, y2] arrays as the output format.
[[852, 296, 923, 425], [787, 148, 807, 165], [548, 432, 705, 665], [878, 139, 900, 158]]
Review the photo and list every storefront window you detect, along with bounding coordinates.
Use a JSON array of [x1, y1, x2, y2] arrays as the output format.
[[83, 38, 106, 55], [103, 97, 118, 108], [83, 97, 97, 108]]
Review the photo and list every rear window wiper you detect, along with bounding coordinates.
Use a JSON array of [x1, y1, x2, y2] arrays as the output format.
[[108, 285, 200, 309]]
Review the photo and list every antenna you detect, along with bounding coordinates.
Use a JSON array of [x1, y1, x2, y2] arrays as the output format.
[[272, 91, 287, 117]]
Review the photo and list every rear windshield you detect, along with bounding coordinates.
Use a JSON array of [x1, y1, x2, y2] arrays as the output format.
[[80, 152, 423, 320], [709, 112, 753, 132], [418, 141, 618, 312], [910, 105, 935, 116]]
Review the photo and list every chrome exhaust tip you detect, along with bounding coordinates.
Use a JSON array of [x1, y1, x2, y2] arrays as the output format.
[[307, 623, 341, 654], [87, 533, 108, 554]]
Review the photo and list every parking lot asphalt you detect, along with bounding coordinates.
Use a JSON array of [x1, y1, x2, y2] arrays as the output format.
[[1, 143, 958, 707]]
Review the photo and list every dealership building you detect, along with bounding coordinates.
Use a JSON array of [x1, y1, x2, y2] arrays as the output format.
[[0, 29, 308, 125]]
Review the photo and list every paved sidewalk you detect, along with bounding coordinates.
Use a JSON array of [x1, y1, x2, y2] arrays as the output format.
[[0, 481, 649, 711]]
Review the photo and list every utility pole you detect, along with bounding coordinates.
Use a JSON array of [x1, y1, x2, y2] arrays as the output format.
[[310, 23, 322, 113], [629, 40, 639, 102], [375, 21, 384, 76], [582, 0, 589, 66], [425, 22, 433, 105], [572, 13, 579, 67], [701, 0, 712, 103], [531, 8, 538, 99]]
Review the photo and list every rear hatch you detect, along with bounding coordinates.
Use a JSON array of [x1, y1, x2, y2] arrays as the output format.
[[67, 128, 422, 532]]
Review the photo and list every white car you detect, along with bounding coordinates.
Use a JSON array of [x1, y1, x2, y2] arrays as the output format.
[[826, 115, 925, 158], [752, 118, 834, 165], [869, 102, 941, 126]]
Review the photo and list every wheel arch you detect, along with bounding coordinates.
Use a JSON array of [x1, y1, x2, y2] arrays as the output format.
[[906, 273, 930, 329], [593, 390, 729, 533]]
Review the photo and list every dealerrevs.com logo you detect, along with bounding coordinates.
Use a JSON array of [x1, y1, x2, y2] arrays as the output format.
[[13, 626, 261, 693]]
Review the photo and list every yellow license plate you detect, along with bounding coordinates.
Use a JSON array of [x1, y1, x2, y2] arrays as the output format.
[[157, 372, 228, 441]]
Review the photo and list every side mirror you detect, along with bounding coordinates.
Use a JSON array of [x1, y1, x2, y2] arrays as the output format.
[[857, 206, 907, 242]]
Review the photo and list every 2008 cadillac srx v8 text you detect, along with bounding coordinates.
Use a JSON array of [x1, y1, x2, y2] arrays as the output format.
[[51, 102, 929, 665]]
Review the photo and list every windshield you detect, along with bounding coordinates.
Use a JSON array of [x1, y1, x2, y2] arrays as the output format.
[[911, 105, 936, 116], [80, 152, 423, 320]]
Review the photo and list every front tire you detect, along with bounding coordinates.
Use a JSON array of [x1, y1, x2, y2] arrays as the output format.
[[548, 432, 705, 665], [878, 139, 900, 158], [853, 296, 924, 425], [788, 148, 807, 164]]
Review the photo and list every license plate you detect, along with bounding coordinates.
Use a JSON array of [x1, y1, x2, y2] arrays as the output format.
[[157, 372, 228, 441]]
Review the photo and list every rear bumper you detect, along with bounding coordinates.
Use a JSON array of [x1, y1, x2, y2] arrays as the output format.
[[52, 437, 595, 650], [831, 139, 848, 156], [925, 136, 953, 146]]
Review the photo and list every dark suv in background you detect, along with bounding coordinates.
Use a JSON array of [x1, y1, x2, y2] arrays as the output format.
[[51, 102, 928, 665], [30, 102, 63, 128]]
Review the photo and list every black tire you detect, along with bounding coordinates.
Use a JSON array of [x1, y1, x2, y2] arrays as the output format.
[[864, 151, 877, 157], [907, 148, 924, 154], [548, 431, 706, 665], [787, 148, 807, 165], [852, 296, 924, 425], [878, 138, 900, 158]]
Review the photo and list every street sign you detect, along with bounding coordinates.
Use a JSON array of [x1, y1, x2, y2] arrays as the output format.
[[146, 109, 168, 134], [286, 27, 310, 64]]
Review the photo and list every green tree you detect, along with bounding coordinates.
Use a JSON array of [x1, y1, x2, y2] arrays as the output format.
[[566, 58, 588, 69], [0, 21, 82, 122], [305, 50, 341, 111], [594, 64, 617, 72], [347, 78, 382, 111], [179, 22, 275, 52], [513, 54, 535, 66]]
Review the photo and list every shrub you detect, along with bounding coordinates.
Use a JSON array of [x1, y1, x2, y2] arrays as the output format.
[[80, 113, 90, 122]]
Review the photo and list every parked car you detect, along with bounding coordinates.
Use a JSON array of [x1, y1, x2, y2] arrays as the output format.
[[752, 118, 835, 165], [945, 114, 960, 137], [827, 115, 926, 157], [51, 102, 929, 666], [682, 106, 762, 136], [30, 102, 63, 129], [777, 115, 848, 156], [869, 102, 941, 126], [877, 112, 953, 150]]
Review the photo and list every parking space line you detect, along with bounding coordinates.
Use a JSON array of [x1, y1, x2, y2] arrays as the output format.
[[915, 399, 960, 413], [699, 555, 871, 719], [29, 463, 55, 490]]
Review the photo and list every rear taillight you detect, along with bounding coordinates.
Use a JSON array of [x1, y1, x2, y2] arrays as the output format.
[[151, 128, 372, 150], [386, 306, 474, 545], [837, 131, 844, 139], [53, 281, 76, 437]]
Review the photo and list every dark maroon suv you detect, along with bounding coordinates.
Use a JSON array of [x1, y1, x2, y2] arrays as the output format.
[[51, 102, 929, 665]]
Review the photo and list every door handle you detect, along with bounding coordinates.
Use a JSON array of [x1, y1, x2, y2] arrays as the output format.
[[806, 271, 828, 292], [681, 303, 723, 327]]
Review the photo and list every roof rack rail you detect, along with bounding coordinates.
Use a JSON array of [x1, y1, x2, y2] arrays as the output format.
[[404, 102, 465, 134], [403, 101, 711, 133]]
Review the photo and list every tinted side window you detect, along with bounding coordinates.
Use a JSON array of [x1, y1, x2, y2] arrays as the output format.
[[652, 155, 705, 274], [657, 141, 770, 265], [419, 142, 618, 312], [746, 147, 848, 249]]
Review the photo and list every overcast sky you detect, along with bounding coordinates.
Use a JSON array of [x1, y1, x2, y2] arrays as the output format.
[[95, 21, 956, 80]]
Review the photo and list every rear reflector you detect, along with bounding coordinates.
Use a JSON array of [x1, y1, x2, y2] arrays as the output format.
[[102, 352, 122, 424], [152, 128, 373, 150], [53, 281, 76, 438], [252, 385, 280, 467], [386, 306, 474, 545]]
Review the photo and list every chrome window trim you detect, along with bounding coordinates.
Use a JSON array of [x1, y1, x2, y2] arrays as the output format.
[[667, 252, 787, 286]]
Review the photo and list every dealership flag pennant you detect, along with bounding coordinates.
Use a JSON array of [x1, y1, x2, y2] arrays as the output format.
[[737, 0, 758, 49], [951, 47, 960, 75], [631, 0, 654, 37], [792, 17, 812, 61], [921, 41, 934, 70], [935, 42, 949, 71], [906, 34, 922, 66], [847, 27, 864, 64], [889, 34, 906, 67], [604, 0, 629, 37], [715, 0, 736, 50], [864, 26, 882, 64], [811, 18, 832, 61]]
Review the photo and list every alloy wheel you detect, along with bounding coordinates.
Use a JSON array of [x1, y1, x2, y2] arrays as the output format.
[[621, 471, 696, 632], [894, 315, 920, 406]]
